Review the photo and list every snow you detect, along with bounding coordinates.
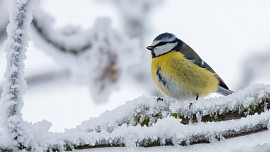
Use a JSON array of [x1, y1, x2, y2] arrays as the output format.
[[1, 0, 270, 151], [73, 131, 270, 152], [75, 84, 270, 134], [233, 143, 270, 152], [1, 84, 270, 151]]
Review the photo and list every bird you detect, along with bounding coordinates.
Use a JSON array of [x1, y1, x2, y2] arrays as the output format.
[[146, 32, 233, 101]]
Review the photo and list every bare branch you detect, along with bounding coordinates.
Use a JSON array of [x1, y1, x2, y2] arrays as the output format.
[[31, 15, 92, 55]]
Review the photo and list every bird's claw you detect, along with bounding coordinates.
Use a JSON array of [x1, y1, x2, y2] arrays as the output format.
[[157, 97, 163, 102], [189, 102, 193, 109]]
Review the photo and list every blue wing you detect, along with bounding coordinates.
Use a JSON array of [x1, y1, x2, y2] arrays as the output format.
[[175, 44, 232, 94], [188, 57, 233, 95]]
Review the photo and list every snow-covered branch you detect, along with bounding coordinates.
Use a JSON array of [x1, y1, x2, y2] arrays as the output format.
[[75, 84, 270, 130], [28, 84, 270, 150], [0, 0, 38, 150], [0, 84, 269, 151]]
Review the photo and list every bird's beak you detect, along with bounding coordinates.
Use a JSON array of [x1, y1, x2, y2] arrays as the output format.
[[146, 45, 154, 51]]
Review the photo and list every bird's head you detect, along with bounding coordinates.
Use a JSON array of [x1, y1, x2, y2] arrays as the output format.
[[146, 32, 179, 58]]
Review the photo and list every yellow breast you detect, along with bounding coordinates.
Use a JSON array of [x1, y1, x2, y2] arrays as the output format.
[[151, 51, 219, 99]]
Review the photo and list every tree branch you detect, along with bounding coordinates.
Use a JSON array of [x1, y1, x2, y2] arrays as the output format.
[[73, 127, 268, 150], [31, 15, 92, 55], [0, 0, 36, 150], [0, 84, 269, 151], [9, 84, 270, 151]]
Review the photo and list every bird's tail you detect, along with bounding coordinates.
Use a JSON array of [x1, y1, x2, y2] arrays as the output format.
[[217, 86, 233, 96]]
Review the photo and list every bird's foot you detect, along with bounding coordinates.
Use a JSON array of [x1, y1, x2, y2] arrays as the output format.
[[157, 97, 163, 102], [189, 102, 193, 109]]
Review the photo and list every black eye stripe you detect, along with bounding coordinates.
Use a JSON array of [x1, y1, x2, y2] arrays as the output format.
[[155, 42, 167, 47], [154, 40, 177, 47]]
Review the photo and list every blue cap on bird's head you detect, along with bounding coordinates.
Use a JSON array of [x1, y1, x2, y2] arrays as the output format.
[[146, 32, 178, 50], [146, 32, 180, 57], [153, 32, 176, 43], [146, 32, 178, 51]]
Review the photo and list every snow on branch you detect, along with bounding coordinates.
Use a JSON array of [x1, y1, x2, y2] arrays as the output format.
[[0, 0, 39, 151], [0, 84, 269, 151], [75, 84, 270, 130]]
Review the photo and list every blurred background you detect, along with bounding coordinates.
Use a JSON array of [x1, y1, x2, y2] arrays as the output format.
[[1, 0, 270, 132]]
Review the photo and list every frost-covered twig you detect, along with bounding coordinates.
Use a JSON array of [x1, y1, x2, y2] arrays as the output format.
[[75, 84, 270, 131], [46, 85, 270, 150], [0, 0, 37, 150], [0, 84, 268, 151]]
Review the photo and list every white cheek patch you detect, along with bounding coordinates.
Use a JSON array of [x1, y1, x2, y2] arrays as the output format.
[[153, 42, 178, 57]]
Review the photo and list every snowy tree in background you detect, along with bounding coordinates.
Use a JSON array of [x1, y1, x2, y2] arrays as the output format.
[[0, 0, 162, 103], [108, 0, 162, 43], [0, 0, 38, 150], [27, 0, 159, 103], [31, 9, 140, 103]]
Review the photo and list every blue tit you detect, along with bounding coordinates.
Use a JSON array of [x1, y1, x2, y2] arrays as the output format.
[[146, 32, 233, 100]]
